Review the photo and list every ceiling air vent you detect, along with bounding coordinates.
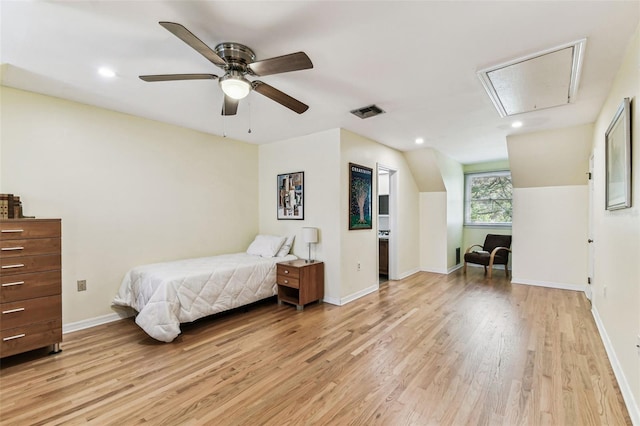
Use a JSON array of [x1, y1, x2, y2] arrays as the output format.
[[477, 39, 586, 117], [350, 104, 385, 119]]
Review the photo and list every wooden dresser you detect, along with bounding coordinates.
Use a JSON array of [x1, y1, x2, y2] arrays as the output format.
[[0, 219, 62, 357]]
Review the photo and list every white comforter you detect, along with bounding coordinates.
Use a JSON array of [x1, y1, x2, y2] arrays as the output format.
[[113, 253, 296, 342]]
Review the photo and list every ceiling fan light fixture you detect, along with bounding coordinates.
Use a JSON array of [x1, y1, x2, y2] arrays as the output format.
[[220, 72, 251, 100]]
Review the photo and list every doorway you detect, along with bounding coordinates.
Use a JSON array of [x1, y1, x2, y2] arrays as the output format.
[[377, 164, 397, 283]]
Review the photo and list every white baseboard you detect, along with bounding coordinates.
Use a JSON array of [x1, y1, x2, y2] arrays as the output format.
[[421, 267, 448, 275], [448, 264, 463, 274], [396, 267, 420, 280], [323, 283, 380, 306], [63, 309, 134, 334], [591, 306, 640, 425], [510, 277, 587, 293]]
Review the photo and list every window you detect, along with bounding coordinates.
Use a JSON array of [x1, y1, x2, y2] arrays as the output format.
[[464, 171, 512, 226]]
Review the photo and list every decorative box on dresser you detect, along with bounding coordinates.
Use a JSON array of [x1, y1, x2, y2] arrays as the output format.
[[276, 259, 324, 311], [0, 219, 62, 358]]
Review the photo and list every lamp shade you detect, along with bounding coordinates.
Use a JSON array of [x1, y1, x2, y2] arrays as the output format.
[[302, 227, 318, 244]]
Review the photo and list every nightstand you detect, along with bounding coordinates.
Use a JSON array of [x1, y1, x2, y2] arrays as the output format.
[[276, 259, 324, 311]]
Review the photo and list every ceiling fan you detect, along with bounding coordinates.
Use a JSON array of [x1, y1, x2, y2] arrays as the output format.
[[140, 22, 313, 116]]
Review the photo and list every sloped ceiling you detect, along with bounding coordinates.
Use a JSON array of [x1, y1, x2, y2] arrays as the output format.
[[1, 1, 638, 165], [507, 123, 594, 188]]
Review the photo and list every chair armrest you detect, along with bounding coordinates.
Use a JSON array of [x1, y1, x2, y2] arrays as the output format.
[[465, 244, 484, 254], [489, 246, 512, 263]]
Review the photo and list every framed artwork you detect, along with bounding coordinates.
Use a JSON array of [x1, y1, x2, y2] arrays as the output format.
[[349, 162, 373, 230], [277, 171, 304, 220], [605, 97, 632, 210]]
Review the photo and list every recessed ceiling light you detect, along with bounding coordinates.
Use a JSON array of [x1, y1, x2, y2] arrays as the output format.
[[98, 67, 116, 78], [415, 137, 424, 144], [511, 121, 523, 128]]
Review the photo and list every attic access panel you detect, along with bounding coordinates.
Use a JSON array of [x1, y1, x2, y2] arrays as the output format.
[[478, 39, 586, 117]]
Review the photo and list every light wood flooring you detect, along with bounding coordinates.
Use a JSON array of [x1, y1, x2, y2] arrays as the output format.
[[0, 270, 631, 425]]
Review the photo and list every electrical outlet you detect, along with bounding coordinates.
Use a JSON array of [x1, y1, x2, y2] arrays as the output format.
[[77, 280, 87, 292], [357, 262, 361, 271]]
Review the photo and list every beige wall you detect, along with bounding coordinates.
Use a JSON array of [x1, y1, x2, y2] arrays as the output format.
[[507, 124, 593, 288], [590, 23, 639, 422], [1, 87, 259, 325], [508, 124, 593, 188], [258, 129, 342, 302], [437, 152, 464, 269], [258, 129, 420, 304], [340, 130, 420, 299]]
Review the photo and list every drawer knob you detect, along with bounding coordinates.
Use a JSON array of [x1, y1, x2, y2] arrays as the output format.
[[1, 264, 25, 269], [1, 229, 24, 234], [2, 307, 25, 314], [2, 281, 25, 287], [284, 270, 289, 274], [284, 280, 289, 284], [1, 247, 24, 251], [3, 333, 26, 341]]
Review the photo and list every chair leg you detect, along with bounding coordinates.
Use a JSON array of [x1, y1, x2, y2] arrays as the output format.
[[505, 265, 509, 277], [483, 265, 487, 275], [487, 266, 492, 279], [463, 262, 467, 274]]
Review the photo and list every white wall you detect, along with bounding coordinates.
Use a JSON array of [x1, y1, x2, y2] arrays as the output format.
[[590, 23, 639, 423], [258, 129, 342, 302], [1, 87, 259, 325], [507, 124, 594, 291], [419, 192, 448, 273], [511, 186, 588, 290]]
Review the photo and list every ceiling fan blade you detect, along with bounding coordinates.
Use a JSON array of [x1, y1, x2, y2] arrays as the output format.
[[139, 74, 218, 82], [248, 52, 313, 76], [252, 81, 309, 114], [222, 95, 239, 116], [159, 21, 227, 68]]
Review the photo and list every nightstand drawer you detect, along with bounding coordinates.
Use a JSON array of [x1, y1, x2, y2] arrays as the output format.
[[277, 264, 300, 279], [0, 254, 61, 276], [277, 275, 299, 289], [1, 295, 62, 330], [0, 238, 61, 258]]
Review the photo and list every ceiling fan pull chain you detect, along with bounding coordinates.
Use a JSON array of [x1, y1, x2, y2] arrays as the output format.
[[248, 96, 252, 134], [222, 104, 227, 138]]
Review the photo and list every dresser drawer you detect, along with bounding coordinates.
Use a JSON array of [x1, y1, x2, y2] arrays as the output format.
[[277, 275, 299, 289], [0, 254, 61, 276], [0, 319, 62, 358], [1, 295, 62, 330], [0, 220, 61, 240], [0, 238, 61, 258], [277, 264, 300, 279], [0, 270, 61, 303]]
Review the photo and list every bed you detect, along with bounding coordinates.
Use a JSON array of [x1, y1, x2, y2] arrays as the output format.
[[113, 235, 295, 342]]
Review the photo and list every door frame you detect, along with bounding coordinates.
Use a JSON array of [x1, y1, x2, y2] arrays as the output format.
[[378, 163, 398, 280]]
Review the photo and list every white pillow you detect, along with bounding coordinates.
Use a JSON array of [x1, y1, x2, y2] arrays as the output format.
[[246, 235, 286, 258], [276, 235, 295, 257]]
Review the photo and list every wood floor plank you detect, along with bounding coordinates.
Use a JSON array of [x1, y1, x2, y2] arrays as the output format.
[[0, 270, 632, 425]]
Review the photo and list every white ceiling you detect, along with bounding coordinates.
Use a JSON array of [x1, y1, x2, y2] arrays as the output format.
[[1, 1, 638, 165]]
